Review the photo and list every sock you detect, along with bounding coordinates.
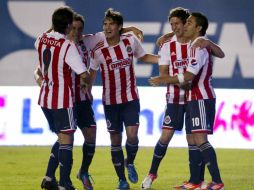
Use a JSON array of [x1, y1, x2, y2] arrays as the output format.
[[46, 141, 59, 179], [80, 142, 95, 173], [149, 141, 168, 175], [111, 145, 126, 181], [125, 141, 139, 165], [188, 144, 202, 184], [200, 160, 206, 182], [199, 142, 223, 183], [59, 144, 73, 187]]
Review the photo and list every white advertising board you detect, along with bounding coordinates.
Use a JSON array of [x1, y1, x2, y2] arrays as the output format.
[[0, 87, 253, 149]]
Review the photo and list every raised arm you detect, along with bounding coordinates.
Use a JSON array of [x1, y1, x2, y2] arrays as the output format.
[[156, 32, 174, 47], [192, 37, 225, 58], [122, 26, 144, 42]]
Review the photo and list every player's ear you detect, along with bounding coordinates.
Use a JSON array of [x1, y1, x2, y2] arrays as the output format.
[[118, 24, 123, 31]]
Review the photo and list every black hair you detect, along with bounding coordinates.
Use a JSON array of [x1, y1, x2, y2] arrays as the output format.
[[52, 6, 74, 34], [191, 12, 208, 36]]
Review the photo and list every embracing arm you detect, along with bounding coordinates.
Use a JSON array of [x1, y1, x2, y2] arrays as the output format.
[[192, 37, 225, 58], [138, 54, 159, 64], [122, 26, 144, 42], [149, 71, 195, 86]]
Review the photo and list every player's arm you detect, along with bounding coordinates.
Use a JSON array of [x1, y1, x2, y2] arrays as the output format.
[[149, 71, 194, 86], [121, 26, 144, 41], [138, 54, 159, 64], [156, 32, 174, 47], [192, 37, 225, 58], [34, 66, 43, 87]]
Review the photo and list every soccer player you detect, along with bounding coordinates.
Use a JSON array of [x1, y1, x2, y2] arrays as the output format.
[[149, 12, 225, 190], [142, 7, 224, 190], [88, 8, 158, 190], [34, 6, 89, 190], [69, 13, 97, 190]]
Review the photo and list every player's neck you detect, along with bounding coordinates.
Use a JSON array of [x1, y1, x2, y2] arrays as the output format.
[[106, 36, 120, 46], [190, 34, 200, 42], [177, 36, 188, 43]]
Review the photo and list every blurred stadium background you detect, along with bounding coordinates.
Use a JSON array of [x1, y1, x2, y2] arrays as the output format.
[[0, 0, 254, 149]]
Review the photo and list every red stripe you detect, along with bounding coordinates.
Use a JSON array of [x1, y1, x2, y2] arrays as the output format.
[[170, 41, 179, 103], [63, 44, 71, 108], [114, 45, 128, 103], [122, 39, 138, 100], [101, 48, 116, 105]]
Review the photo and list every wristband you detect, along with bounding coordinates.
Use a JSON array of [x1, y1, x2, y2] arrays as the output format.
[[177, 73, 185, 84]]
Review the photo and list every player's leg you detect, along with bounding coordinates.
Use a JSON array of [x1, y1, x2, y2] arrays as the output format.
[[76, 100, 96, 190], [143, 103, 184, 189], [123, 100, 140, 184], [54, 108, 77, 189], [191, 99, 224, 189], [40, 108, 59, 190], [105, 104, 129, 189]]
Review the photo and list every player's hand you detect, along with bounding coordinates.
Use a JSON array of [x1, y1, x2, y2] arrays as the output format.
[[149, 76, 164, 86], [132, 27, 144, 42]]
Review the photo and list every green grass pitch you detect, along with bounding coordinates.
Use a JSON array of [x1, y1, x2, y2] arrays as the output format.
[[0, 146, 253, 190]]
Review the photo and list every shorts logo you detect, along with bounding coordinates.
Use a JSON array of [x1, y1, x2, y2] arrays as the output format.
[[164, 115, 171, 125], [106, 119, 111, 128]]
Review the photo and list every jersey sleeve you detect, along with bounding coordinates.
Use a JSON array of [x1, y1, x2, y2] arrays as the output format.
[[132, 35, 146, 58], [83, 32, 104, 51], [89, 56, 100, 71], [158, 42, 171, 66], [65, 42, 88, 74], [187, 47, 208, 75]]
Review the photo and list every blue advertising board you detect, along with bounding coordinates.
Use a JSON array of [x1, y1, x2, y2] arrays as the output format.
[[0, 0, 254, 88]]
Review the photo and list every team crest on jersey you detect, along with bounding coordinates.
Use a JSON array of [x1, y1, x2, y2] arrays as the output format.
[[164, 115, 171, 125], [126, 45, 132, 53], [106, 119, 111, 128]]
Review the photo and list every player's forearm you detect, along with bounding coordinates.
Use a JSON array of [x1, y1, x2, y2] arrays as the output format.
[[209, 40, 225, 58], [139, 54, 159, 64]]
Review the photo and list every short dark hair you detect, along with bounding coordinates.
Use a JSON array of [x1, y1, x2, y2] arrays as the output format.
[[52, 6, 74, 34], [168, 7, 190, 24], [104, 8, 123, 26], [74, 13, 85, 27], [191, 12, 208, 36]]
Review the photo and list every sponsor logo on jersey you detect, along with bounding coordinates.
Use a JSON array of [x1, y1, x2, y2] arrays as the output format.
[[190, 58, 197, 66], [109, 58, 132, 70], [40, 36, 61, 47], [164, 115, 171, 125], [173, 58, 188, 69]]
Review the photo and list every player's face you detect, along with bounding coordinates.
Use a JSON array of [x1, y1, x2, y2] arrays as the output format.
[[69, 20, 84, 43], [169, 17, 185, 38], [184, 16, 199, 40], [65, 23, 73, 35], [103, 18, 122, 40]]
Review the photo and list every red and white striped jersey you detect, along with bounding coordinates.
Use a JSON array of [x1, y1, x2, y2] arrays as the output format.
[[73, 33, 104, 102], [35, 31, 87, 109], [186, 46, 216, 101], [90, 33, 146, 105], [158, 35, 189, 104]]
